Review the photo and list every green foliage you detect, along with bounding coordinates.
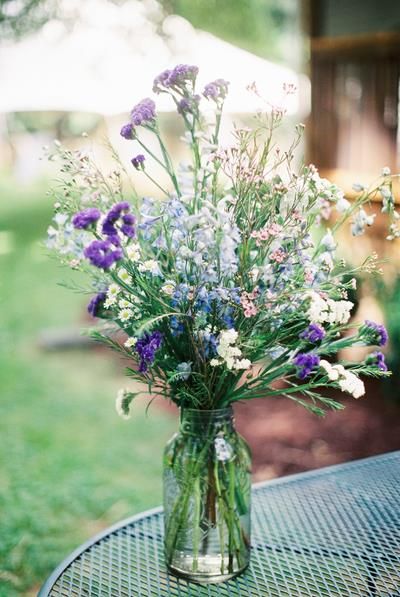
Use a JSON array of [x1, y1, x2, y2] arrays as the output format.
[[162, 0, 296, 60]]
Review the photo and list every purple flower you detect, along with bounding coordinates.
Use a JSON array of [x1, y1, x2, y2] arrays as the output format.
[[153, 64, 198, 93], [84, 240, 123, 270], [120, 123, 135, 140], [366, 351, 388, 372], [177, 94, 200, 115], [130, 98, 156, 126], [131, 154, 145, 170], [102, 202, 135, 241], [362, 320, 388, 346], [72, 208, 101, 229], [293, 352, 320, 380], [300, 323, 326, 344], [136, 330, 163, 373], [87, 292, 106, 317], [203, 79, 230, 101]]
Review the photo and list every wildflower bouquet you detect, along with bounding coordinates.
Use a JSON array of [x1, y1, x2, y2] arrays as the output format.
[[46, 64, 394, 582]]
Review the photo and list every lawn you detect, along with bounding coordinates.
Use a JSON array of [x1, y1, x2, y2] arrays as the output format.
[[0, 178, 177, 596]]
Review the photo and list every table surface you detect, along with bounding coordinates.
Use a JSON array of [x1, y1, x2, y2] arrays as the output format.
[[39, 451, 400, 597]]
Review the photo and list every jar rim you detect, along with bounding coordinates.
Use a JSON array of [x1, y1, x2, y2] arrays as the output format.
[[181, 406, 233, 414]]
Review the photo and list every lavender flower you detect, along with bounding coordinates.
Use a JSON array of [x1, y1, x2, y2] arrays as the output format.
[[362, 320, 388, 346], [177, 95, 200, 115], [153, 64, 198, 93], [300, 323, 326, 343], [120, 123, 135, 140], [293, 352, 320, 379], [131, 154, 145, 170], [72, 208, 101, 229], [102, 202, 135, 240], [136, 331, 163, 373], [87, 292, 106, 317], [203, 79, 230, 101], [130, 98, 156, 126], [84, 240, 123, 270], [365, 351, 388, 371]]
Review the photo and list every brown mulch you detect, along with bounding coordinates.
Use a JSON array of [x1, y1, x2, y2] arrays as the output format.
[[158, 380, 400, 482]]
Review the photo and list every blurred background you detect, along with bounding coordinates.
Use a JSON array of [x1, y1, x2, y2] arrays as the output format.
[[1, 0, 400, 594]]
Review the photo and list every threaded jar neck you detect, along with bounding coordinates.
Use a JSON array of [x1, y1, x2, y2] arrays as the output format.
[[179, 407, 234, 436]]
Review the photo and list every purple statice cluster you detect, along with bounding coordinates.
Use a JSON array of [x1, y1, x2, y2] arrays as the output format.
[[293, 352, 320, 380], [120, 98, 156, 140], [153, 64, 199, 93], [135, 331, 163, 373], [131, 154, 145, 170], [203, 79, 230, 102], [102, 202, 136, 243], [84, 240, 123, 270], [178, 94, 201, 115], [87, 292, 106, 317], [72, 208, 101, 229], [299, 323, 326, 344], [362, 320, 388, 347], [366, 351, 388, 372], [131, 98, 156, 126]]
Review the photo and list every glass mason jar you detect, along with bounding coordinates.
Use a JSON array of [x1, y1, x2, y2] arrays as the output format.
[[163, 407, 251, 584]]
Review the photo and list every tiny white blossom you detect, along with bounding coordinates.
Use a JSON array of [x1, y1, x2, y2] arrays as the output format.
[[108, 283, 120, 296], [118, 308, 134, 322], [127, 242, 141, 262], [382, 166, 391, 176], [118, 298, 130, 309], [118, 268, 131, 283], [234, 358, 252, 370], [210, 358, 223, 367], [139, 259, 161, 275], [104, 297, 116, 309], [124, 337, 137, 348], [161, 281, 175, 295]]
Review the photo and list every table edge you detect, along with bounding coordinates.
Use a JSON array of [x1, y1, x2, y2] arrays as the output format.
[[37, 449, 399, 596]]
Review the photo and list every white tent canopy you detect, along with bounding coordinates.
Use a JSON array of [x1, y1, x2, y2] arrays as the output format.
[[0, 0, 308, 115]]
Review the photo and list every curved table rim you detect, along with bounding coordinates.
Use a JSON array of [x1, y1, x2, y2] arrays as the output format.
[[38, 450, 399, 596]]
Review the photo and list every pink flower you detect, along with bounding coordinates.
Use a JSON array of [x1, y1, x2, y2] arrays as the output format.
[[270, 248, 287, 263]]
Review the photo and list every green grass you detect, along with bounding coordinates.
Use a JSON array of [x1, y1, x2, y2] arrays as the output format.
[[0, 179, 177, 596]]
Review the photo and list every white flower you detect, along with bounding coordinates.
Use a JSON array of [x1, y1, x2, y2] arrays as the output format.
[[118, 268, 131, 283], [219, 329, 238, 346], [320, 361, 365, 398], [118, 308, 134, 322], [382, 166, 391, 176], [338, 371, 365, 398], [126, 242, 141, 262], [326, 299, 353, 324], [104, 297, 116, 309], [115, 389, 132, 420], [214, 437, 233, 461], [234, 358, 251, 370], [108, 283, 120, 297], [161, 281, 175, 296], [118, 298, 130, 309], [124, 337, 137, 348], [320, 360, 340, 381], [210, 358, 222, 367], [139, 259, 161, 275]]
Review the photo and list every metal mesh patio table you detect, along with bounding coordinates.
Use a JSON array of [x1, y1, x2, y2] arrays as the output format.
[[39, 451, 400, 596]]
